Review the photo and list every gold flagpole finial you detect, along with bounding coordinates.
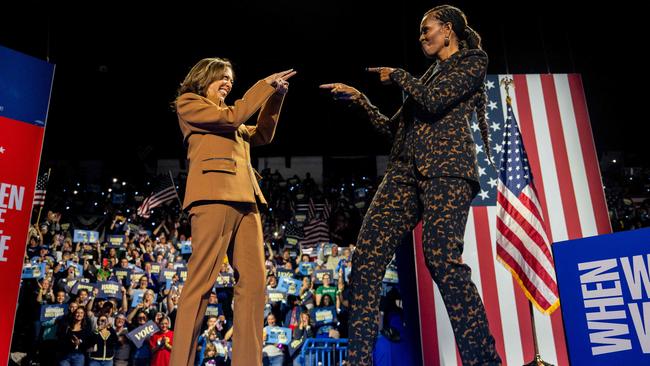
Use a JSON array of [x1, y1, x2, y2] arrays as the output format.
[[500, 77, 514, 104]]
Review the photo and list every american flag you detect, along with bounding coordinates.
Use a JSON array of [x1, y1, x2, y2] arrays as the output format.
[[299, 218, 329, 256], [411, 74, 610, 366], [137, 176, 177, 218], [495, 92, 559, 314], [295, 201, 324, 220], [33, 171, 49, 207], [323, 198, 331, 220]]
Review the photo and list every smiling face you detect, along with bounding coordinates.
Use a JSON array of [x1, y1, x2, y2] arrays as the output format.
[[206, 67, 234, 101], [419, 15, 451, 59]]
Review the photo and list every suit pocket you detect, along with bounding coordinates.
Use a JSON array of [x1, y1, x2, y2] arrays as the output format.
[[201, 157, 237, 174]]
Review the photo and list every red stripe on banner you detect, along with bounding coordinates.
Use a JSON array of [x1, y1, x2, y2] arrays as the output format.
[[456, 347, 463, 366], [413, 222, 439, 366], [540, 75, 572, 366], [513, 277, 535, 362], [512, 76, 552, 240], [567, 74, 612, 235], [540, 75, 583, 240], [495, 246, 552, 310], [496, 219, 557, 293], [473, 207, 507, 365], [551, 308, 570, 366]]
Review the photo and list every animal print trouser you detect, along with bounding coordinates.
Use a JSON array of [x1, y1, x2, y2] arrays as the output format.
[[348, 163, 502, 366]]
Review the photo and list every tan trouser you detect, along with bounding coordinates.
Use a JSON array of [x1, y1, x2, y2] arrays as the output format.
[[169, 202, 265, 366]]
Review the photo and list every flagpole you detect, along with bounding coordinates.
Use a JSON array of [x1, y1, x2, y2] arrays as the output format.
[[35, 168, 51, 226], [168, 170, 186, 219], [499, 79, 554, 366], [523, 300, 553, 366]]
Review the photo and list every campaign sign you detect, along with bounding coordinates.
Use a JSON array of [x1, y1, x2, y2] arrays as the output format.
[[71, 279, 95, 295], [215, 273, 235, 288], [149, 263, 162, 275], [40, 304, 68, 322], [205, 304, 223, 317], [268, 290, 286, 303], [313, 269, 333, 285], [180, 241, 192, 254], [265, 326, 292, 345], [127, 320, 159, 348], [107, 235, 125, 248], [112, 267, 132, 287], [159, 269, 177, 284], [131, 289, 158, 308], [276, 268, 294, 279], [277, 276, 302, 296], [21, 263, 46, 279], [66, 261, 83, 278], [383, 265, 399, 284], [553, 228, 650, 365], [311, 306, 337, 326], [97, 281, 122, 300], [177, 267, 188, 282], [299, 262, 316, 276], [73, 230, 99, 243], [0, 45, 55, 365]]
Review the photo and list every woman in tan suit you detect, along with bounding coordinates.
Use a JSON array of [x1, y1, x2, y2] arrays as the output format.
[[169, 57, 295, 366]]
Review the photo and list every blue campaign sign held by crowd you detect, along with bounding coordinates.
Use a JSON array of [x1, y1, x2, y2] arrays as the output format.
[[73, 230, 99, 243], [127, 320, 159, 348], [40, 304, 68, 322], [311, 306, 337, 326], [553, 228, 650, 365], [265, 326, 292, 345]]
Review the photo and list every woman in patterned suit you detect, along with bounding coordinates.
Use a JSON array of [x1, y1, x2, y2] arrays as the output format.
[[321, 5, 502, 366]]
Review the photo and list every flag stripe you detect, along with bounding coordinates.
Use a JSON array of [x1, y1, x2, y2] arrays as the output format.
[[514, 76, 561, 363], [553, 74, 599, 238], [567, 75, 612, 235], [473, 207, 507, 365], [495, 209, 557, 292], [413, 223, 439, 366], [540, 75, 583, 240], [496, 187, 553, 264]]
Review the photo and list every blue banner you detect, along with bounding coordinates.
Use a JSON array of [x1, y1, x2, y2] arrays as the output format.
[[276, 268, 294, 279], [0, 45, 54, 125], [277, 276, 302, 296], [553, 228, 650, 365], [112, 267, 131, 287], [73, 230, 99, 243], [96, 281, 123, 300], [264, 326, 292, 345], [71, 279, 95, 295], [131, 289, 158, 308], [127, 320, 159, 349], [21, 263, 46, 279], [215, 273, 235, 288], [313, 269, 333, 285], [205, 304, 223, 317], [299, 262, 316, 276], [268, 290, 286, 303], [107, 235, 125, 247], [311, 306, 337, 326], [40, 304, 68, 322], [180, 241, 192, 254]]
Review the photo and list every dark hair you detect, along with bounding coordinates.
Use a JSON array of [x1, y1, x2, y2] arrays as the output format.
[[424, 5, 492, 166], [424, 5, 481, 50], [176, 57, 233, 99]]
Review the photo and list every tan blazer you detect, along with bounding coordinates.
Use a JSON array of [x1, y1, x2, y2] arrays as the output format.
[[176, 80, 284, 210]]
